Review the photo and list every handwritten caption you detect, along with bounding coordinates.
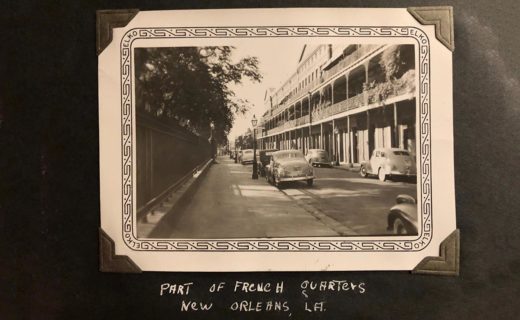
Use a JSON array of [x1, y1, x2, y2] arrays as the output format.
[[159, 280, 366, 315]]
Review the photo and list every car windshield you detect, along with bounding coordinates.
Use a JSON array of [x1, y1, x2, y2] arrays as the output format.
[[274, 151, 304, 160], [393, 151, 410, 156]]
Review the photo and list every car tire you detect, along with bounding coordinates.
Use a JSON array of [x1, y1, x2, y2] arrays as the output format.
[[378, 168, 387, 182], [393, 218, 408, 235], [360, 165, 368, 178], [274, 175, 281, 188], [307, 179, 313, 187]]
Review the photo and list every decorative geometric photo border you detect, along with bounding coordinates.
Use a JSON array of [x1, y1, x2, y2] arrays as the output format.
[[120, 26, 431, 252]]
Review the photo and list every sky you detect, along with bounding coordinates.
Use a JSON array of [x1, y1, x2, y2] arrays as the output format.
[[226, 42, 304, 142]]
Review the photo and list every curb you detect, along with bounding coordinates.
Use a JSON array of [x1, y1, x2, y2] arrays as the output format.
[[334, 164, 361, 173], [137, 158, 213, 238]]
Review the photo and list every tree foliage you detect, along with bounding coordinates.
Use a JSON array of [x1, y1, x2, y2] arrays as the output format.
[[135, 46, 262, 144], [379, 45, 415, 81], [235, 129, 254, 150]]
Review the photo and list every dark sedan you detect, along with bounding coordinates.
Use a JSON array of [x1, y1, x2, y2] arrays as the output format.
[[305, 149, 333, 167], [257, 149, 278, 177]]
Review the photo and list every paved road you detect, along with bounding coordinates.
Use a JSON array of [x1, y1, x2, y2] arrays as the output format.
[[156, 156, 416, 238]]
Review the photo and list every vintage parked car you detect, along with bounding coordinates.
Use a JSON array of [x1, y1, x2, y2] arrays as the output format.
[[266, 150, 314, 187], [360, 147, 416, 182], [257, 149, 278, 177], [240, 149, 254, 164], [305, 149, 333, 167], [387, 194, 418, 235]]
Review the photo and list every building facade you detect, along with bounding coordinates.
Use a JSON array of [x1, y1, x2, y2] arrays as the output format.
[[258, 44, 417, 165]]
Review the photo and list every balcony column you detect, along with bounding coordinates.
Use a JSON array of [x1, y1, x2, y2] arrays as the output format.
[[332, 119, 337, 165], [348, 116, 354, 164], [308, 93, 312, 148], [366, 110, 371, 160], [345, 73, 349, 100], [363, 62, 369, 105], [320, 123, 323, 149], [301, 128, 305, 153], [393, 102, 398, 148]]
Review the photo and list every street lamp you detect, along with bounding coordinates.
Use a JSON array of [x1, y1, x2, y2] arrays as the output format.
[[251, 114, 259, 180], [209, 121, 216, 161]]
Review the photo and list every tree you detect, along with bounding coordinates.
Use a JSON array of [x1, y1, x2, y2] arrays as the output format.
[[379, 45, 414, 81], [236, 130, 254, 149], [135, 47, 262, 144]]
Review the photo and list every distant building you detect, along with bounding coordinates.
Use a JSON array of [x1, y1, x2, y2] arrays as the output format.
[[257, 44, 416, 164]]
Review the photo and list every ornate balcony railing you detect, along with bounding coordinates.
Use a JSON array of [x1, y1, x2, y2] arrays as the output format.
[[267, 126, 284, 135], [310, 93, 365, 122], [284, 119, 296, 130], [267, 74, 415, 131], [364, 70, 416, 105], [295, 115, 310, 126], [322, 45, 380, 82], [346, 93, 365, 110]]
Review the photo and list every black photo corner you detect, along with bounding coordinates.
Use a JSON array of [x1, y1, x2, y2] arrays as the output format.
[[2, 1, 520, 319]]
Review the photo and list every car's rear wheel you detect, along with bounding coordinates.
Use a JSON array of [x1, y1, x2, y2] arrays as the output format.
[[360, 165, 368, 178], [378, 168, 387, 182], [393, 218, 408, 235], [306, 179, 313, 187]]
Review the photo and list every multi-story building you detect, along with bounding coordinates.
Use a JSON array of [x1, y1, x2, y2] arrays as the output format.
[[257, 43, 417, 165]]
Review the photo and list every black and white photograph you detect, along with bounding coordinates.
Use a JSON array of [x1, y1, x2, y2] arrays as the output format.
[[8, 1, 520, 318], [134, 43, 418, 239], [98, 8, 456, 271]]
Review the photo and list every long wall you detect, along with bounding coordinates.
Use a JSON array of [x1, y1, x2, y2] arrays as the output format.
[[136, 111, 212, 217]]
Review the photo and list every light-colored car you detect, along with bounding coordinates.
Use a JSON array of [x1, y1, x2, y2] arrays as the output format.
[[240, 149, 254, 164], [387, 194, 418, 235], [360, 148, 416, 182], [266, 150, 314, 187], [305, 149, 333, 167]]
